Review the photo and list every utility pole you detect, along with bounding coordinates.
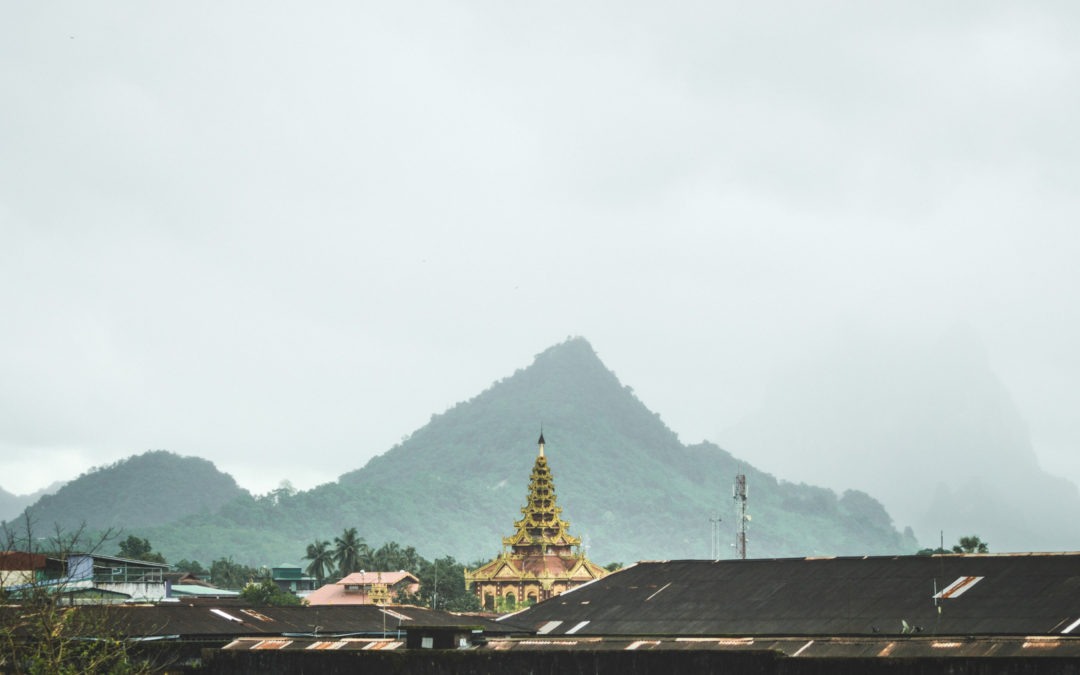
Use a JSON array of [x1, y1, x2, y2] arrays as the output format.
[[432, 559, 439, 611], [734, 474, 749, 560], [710, 512, 723, 561]]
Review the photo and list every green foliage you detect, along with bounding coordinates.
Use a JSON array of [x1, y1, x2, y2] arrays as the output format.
[[239, 579, 304, 606], [604, 561, 624, 572], [303, 540, 333, 584], [209, 557, 267, 590], [406, 555, 480, 612], [333, 527, 369, 576], [117, 535, 167, 564], [172, 558, 207, 576], [952, 535, 989, 553], [370, 541, 421, 573], [916, 534, 989, 555]]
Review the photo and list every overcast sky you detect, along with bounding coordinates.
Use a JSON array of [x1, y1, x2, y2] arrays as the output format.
[[3, 2, 1079, 497]]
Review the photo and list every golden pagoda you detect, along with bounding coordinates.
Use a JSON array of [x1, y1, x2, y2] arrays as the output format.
[[465, 433, 607, 610]]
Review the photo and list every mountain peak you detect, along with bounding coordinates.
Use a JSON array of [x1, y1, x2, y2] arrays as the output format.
[[330, 338, 915, 563], [10, 450, 248, 533]]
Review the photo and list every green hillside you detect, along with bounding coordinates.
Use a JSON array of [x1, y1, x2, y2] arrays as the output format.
[[137, 338, 916, 566], [7, 451, 247, 535]]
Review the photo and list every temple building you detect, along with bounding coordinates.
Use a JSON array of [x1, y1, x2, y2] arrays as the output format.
[[465, 434, 607, 611]]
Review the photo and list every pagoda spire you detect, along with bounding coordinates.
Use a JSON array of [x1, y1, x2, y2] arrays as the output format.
[[501, 434, 580, 551], [464, 433, 609, 609]]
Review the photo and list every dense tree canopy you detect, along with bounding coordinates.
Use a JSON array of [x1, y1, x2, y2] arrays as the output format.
[[952, 535, 989, 554], [240, 579, 303, 606], [117, 535, 167, 564]]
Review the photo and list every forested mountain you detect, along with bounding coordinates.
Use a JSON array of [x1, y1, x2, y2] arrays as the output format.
[[6, 451, 247, 534], [128, 338, 918, 566]]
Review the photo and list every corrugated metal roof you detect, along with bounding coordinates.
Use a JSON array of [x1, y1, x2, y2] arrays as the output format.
[[471, 635, 1080, 658], [221, 634, 1080, 658], [0, 603, 518, 639], [169, 584, 240, 597], [504, 553, 1080, 637], [225, 637, 406, 651]]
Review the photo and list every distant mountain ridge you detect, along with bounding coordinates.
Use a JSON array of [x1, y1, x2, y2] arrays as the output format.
[[6, 451, 248, 534], [0, 482, 64, 524], [10, 338, 918, 566], [719, 328, 1080, 552]]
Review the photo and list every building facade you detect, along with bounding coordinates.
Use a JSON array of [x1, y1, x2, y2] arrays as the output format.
[[465, 434, 607, 610], [306, 570, 421, 606]]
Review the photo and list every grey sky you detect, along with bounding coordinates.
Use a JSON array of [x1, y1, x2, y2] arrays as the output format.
[[2, 2, 1079, 498]]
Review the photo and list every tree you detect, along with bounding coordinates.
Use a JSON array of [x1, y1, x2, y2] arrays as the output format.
[[239, 579, 303, 606], [303, 539, 334, 585], [173, 559, 207, 576], [604, 562, 624, 572], [917, 534, 990, 556], [952, 535, 989, 554], [371, 541, 419, 572], [397, 554, 480, 612], [333, 527, 369, 576], [117, 535, 167, 564], [209, 557, 266, 590]]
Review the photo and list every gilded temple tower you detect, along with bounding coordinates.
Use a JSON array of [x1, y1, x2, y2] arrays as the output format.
[[465, 434, 607, 610]]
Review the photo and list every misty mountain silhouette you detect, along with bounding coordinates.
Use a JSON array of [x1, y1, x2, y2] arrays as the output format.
[[720, 327, 1080, 551], [10, 338, 917, 566]]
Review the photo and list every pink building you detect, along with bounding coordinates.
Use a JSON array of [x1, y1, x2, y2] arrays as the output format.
[[305, 571, 421, 606]]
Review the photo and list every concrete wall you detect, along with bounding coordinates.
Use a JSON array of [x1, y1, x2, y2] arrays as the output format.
[[94, 581, 167, 601], [201, 649, 1080, 675]]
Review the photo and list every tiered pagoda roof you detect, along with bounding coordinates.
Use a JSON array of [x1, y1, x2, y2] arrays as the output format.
[[465, 434, 607, 603], [501, 433, 581, 552]]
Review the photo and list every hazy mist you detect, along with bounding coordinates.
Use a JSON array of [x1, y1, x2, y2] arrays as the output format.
[[3, 1, 1079, 534]]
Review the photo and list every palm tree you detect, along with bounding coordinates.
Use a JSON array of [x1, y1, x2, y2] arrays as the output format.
[[333, 527, 369, 576], [304, 539, 334, 585], [372, 541, 419, 572]]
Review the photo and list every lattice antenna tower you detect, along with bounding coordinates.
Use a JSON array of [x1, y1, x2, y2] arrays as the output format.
[[734, 474, 748, 560]]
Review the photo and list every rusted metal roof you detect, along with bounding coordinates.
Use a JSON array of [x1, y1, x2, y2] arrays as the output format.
[[0, 603, 517, 640], [504, 553, 1080, 637], [225, 637, 406, 651], [219, 634, 1080, 659], [0, 552, 48, 570]]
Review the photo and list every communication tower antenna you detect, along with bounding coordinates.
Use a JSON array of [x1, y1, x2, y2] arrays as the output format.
[[734, 474, 748, 560], [709, 512, 723, 561]]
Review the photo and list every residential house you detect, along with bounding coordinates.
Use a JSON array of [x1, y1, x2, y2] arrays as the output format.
[[306, 570, 420, 606], [270, 565, 317, 596], [3, 551, 168, 603]]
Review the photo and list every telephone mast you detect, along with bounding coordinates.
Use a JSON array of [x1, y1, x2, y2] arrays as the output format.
[[709, 512, 723, 561], [734, 474, 749, 560]]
